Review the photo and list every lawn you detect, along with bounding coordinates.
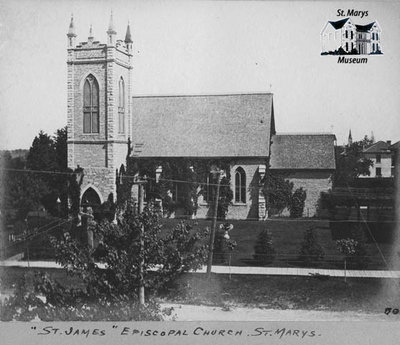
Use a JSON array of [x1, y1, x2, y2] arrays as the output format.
[[161, 218, 397, 269], [1, 267, 399, 314], [161, 272, 400, 313], [9, 217, 398, 270]]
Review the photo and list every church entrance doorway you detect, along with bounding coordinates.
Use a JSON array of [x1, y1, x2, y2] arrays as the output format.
[[81, 187, 102, 219]]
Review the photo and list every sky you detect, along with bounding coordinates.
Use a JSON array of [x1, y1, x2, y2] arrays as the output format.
[[0, 0, 399, 150]]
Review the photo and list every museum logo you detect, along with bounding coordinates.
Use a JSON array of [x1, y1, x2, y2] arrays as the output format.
[[320, 11, 382, 63]]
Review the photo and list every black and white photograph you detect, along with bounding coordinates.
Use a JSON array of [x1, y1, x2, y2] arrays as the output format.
[[0, 0, 399, 343]]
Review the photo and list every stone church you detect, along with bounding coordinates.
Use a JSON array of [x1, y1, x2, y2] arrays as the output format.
[[67, 15, 336, 220]]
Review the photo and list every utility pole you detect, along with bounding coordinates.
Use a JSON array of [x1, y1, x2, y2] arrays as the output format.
[[137, 179, 146, 305], [206, 169, 222, 279]]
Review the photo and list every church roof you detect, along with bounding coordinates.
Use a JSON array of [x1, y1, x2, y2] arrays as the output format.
[[269, 134, 336, 170], [131, 93, 275, 158]]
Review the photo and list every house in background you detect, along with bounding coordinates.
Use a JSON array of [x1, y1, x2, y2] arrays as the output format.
[[321, 18, 382, 54], [361, 140, 396, 178]]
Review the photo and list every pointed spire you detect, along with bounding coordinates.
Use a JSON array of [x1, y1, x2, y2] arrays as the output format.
[[67, 14, 77, 37], [348, 129, 353, 146], [107, 10, 117, 35], [88, 24, 94, 39], [125, 22, 133, 44]]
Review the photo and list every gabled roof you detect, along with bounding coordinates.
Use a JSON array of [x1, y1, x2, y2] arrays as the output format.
[[355, 22, 376, 32], [363, 140, 391, 153], [269, 134, 336, 170], [131, 93, 275, 158], [389, 140, 400, 151], [328, 18, 350, 30]]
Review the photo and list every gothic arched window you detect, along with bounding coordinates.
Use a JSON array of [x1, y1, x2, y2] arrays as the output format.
[[83, 75, 99, 133], [235, 167, 246, 203], [118, 77, 125, 133]]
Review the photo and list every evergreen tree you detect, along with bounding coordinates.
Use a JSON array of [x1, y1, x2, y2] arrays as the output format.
[[253, 230, 276, 265], [298, 227, 324, 266]]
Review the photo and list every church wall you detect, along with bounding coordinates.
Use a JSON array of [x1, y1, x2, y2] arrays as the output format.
[[194, 159, 264, 220], [80, 167, 116, 203], [275, 170, 332, 217]]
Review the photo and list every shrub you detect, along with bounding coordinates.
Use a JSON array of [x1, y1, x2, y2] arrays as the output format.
[[336, 227, 369, 269], [253, 230, 276, 265], [298, 227, 324, 266], [213, 223, 237, 264], [289, 188, 306, 218]]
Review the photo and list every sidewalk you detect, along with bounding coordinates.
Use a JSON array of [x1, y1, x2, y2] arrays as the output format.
[[1, 259, 400, 278]]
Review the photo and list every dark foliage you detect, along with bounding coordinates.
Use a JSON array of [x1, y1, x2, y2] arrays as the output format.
[[118, 156, 233, 219], [263, 171, 293, 216], [253, 230, 276, 265], [289, 187, 306, 218], [298, 227, 325, 266], [332, 136, 374, 187]]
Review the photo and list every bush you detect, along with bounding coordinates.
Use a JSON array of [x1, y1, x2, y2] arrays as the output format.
[[213, 223, 237, 264], [336, 227, 369, 269], [253, 230, 276, 265], [298, 227, 324, 266], [289, 188, 306, 218]]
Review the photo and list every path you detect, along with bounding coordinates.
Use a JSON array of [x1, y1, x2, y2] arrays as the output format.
[[1, 260, 400, 278], [161, 303, 389, 321]]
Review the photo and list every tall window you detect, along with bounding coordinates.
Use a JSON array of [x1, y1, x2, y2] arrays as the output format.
[[351, 31, 353, 39], [83, 75, 99, 133], [118, 77, 125, 133], [376, 167, 382, 177], [376, 154, 381, 163], [202, 172, 215, 203], [345, 30, 348, 39], [235, 167, 246, 203]]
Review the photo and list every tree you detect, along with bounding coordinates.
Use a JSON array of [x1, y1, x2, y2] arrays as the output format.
[[253, 230, 276, 265], [1, 204, 209, 321], [332, 136, 374, 187], [26, 131, 57, 172], [298, 227, 324, 266], [24, 128, 69, 216]]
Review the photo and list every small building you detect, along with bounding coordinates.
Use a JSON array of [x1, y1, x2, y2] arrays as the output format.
[[361, 140, 395, 178]]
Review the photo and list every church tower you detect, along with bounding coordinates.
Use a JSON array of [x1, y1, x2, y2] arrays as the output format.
[[67, 14, 133, 205]]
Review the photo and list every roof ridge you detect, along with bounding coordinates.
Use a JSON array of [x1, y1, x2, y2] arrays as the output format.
[[275, 132, 335, 136], [132, 92, 273, 98]]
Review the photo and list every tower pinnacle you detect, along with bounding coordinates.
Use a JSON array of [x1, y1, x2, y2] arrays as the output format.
[[125, 22, 133, 44], [107, 11, 117, 45], [67, 14, 77, 47]]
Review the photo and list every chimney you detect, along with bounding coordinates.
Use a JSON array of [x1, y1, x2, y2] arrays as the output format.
[[387, 140, 392, 146]]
